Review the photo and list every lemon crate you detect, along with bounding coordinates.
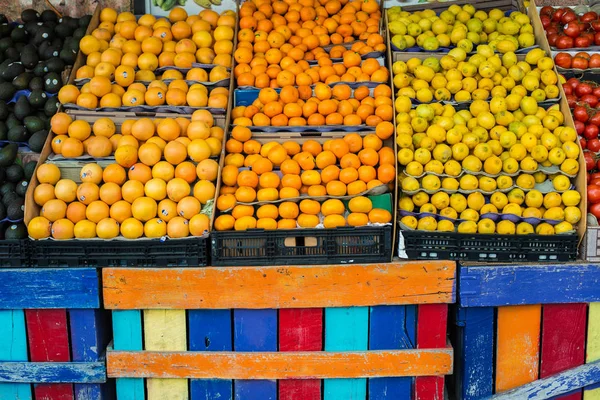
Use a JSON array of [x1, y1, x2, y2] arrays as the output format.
[[103, 261, 455, 400]]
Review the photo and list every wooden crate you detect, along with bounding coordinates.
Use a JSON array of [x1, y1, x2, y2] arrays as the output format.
[[452, 262, 600, 399], [0, 268, 113, 399], [103, 261, 456, 400]]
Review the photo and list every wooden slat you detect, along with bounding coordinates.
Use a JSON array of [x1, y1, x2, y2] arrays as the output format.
[[496, 305, 542, 392], [369, 305, 417, 399], [460, 264, 600, 307], [0, 269, 100, 309], [586, 303, 600, 400], [0, 310, 31, 399], [324, 307, 368, 400], [541, 304, 587, 400], [144, 310, 188, 400], [0, 362, 106, 383], [188, 310, 233, 400], [25, 309, 74, 398], [113, 310, 144, 400], [233, 310, 277, 400], [103, 262, 456, 309], [106, 348, 454, 379], [415, 305, 448, 399]]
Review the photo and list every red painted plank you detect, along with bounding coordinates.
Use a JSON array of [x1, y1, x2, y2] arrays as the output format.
[[279, 309, 323, 400], [25, 309, 74, 400], [541, 304, 587, 400], [415, 304, 448, 400]]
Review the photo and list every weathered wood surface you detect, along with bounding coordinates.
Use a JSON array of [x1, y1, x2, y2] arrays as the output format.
[[0, 310, 31, 399], [112, 310, 145, 400], [460, 264, 600, 307], [0, 362, 106, 383], [0, 268, 100, 309], [491, 359, 600, 400], [103, 262, 456, 309], [586, 303, 600, 400], [106, 349, 454, 379], [415, 305, 448, 400]]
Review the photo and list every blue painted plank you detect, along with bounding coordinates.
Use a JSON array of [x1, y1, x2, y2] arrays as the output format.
[[0, 362, 105, 383], [188, 310, 233, 400], [457, 307, 495, 400], [112, 310, 144, 400], [324, 307, 369, 400], [0, 310, 31, 399], [490, 359, 600, 399], [233, 309, 277, 400], [460, 264, 600, 307], [0, 268, 100, 309], [369, 305, 416, 399], [70, 309, 109, 400]]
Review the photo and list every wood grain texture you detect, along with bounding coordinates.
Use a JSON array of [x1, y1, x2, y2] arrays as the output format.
[[0, 268, 100, 309], [496, 305, 542, 393], [585, 303, 600, 400], [103, 262, 456, 309], [144, 310, 188, 400], [112, 310, 145, 400], [279, 309, 322, 400], [415, 304, 448, 400], [106, 348, 454, 379], [460, 264, 600, 307], [541, 304, 587, 400], [0, 362, 106, 383], [0, 310, 31, 399], [25, 309, 74, 399]]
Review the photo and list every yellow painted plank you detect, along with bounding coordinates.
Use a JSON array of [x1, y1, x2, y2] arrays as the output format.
[[143, 310, 188, 400], [585, 303, 600, 400]]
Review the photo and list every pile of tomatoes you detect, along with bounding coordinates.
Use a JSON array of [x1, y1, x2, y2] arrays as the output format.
[[586, 165, 600, 217], [540, 6, 600, 49], [555, 52, 600, 70]]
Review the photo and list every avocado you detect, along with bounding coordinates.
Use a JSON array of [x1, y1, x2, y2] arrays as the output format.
[[41, 10, 58, 23], [28, 130, 46, 152], [3, 47, 19, 62], [72, 27, 86, 40], [0, 37, 12, 53], [5, 222, 26, 239], [44, 98, 59, 116], [20, 44, 38, 69], [5, 114, 19, 130], [33, 62, 46, 77], [2, 191, 18, 206], [0, 82, 15, 101], [7, 198, 24, 220], [0, 143, 17, 166], [79, 15, 92, 29], [45, 57, 64, 73], [7, 126, 28, 142], [25, 21, 42, 36], [33, 27, 54, 47], [0, 23, 13, 39], [28, 90, 47, 109], [60, 48, 77, 65], [0, 182, 14, 196], [24, 116, 43, 133], [2, 61, 25, 81], [0, 121, 7, 140], [42, 44, 60, 61], [28, 77, 43, 92], [10, 26, 28, 43], [0, 203, 5, 220], [15, 179, 27, 196], [24, 160, 36, 180], [5, 164, 23, 182], [54, 22, 73, 39], [21, 9, 40, 23], [64, 37, 79, 51], [43, 72, 61, 93], [12, 72, 32, 90], [14, 96, 31, 121]]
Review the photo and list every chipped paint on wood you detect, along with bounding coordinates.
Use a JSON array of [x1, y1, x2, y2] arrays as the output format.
[[585, 303, 600, 400], [113, 310, 145, 400], [415, 305, 448, 400], [0, 362, 106, 383], [0, 310, 31, 399]]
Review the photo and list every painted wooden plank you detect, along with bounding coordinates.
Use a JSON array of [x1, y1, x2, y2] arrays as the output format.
[[541, 304, 587, 400], [112, 310, 144, 400], [415, 304, 448, 400], [585, 303, 600, 400], [0, 362, 106, 383], [0, 310, 31, 400], [369, 305, 417, 400], [456, 307, 494, 400], [70, 309, 108, 400], [0, 269, 99, 309], [143, 310, 188, 400], [106, 348, 454, 379], [25, 309, 74, 399], [103, 262, 456, 309], [234, 309, 277, 400], [492, 359, 600, 400], [279, 309, 323, 400], [460, 264, 600, 307], [188, 310, 233, 400], [324, 307, 369, 400], [496, 305, 542, 393]]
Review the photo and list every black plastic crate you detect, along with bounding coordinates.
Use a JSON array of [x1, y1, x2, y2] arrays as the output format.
[[0, 239, 29, 267], [211, 226, 393, 266], [30, 237, 208, 267], [399, 230, 578, 262]]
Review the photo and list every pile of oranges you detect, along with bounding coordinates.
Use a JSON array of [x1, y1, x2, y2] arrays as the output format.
[[232, 84, 395, 128], [27, 162, 212, 240], [50, 111, 223, 162]]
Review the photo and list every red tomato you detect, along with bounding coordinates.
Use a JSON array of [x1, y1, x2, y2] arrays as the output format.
[[590, 202, 600, 217], [588, 185, 600, 203]]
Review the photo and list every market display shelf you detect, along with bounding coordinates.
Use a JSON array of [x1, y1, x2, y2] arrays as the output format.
[[0, 268, 112, 399], [0, 239, 28, 267], [102, 261, 456, 400], [451, 262, 600, 400]]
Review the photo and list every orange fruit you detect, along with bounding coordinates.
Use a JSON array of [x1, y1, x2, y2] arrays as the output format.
[[167, 178, 191, 202], [196, 159, 219, 181], [68, 120, 92, 141], [163, 141, 188, 165], [189, 214, 210, 236], [115, 145, 138, 168], [368, 208, 392, 223], [323, 214, 346, 228], [131, 197, 158, 222], [37, 164, 61, 185]]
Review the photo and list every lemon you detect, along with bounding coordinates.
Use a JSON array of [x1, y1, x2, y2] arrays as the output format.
[[476, 218, 495, 234], [457, 220, 477, 233], [559, 127, 577, 143], [412, 192, 430, 207], [417, 216, 437, 231], [522, 207, 542, 218], [427, 125, 447, 144], [503, 203, 523, 217], [440, 207, 458, 220], [462, 155, 483, 172], [437, 220, 455, 232], [467, 192, 485, 211], [399, 196, 415, 212], [562, 190, 581, 207], [480, 204, 499, 215], [544, 192, 563, 208], [524, 190, 543, 208], [450, 193, 468, 212], [401, 176, 420, 191], [427, 192, 449, 210], [507, 188, 525, 205], [548, 148, 566, 166], [516, 174, 535, 189], [533, 171, 547, 183], [419, 137, 436, 151], [516, 222, 534, 235], [400, 215, 418, 229], [488, 140, 504, 155], [554, 221, 574, 234], [560, 159, 579, 176], [460, 209, 480, 223], [540, 132, 558, 150], [479, 176, 497, 192], [442, 177, 460, 190], [405, 161, 424, 177], [499, 131, 517, 148], [496, 175, 514, 190], [502, 157, 519, 174], [531, 145, 549, 163], [520, 157, 538, 172], [544, 207, 565, 221], [564, 206, 582, 224], [520, 133, 537, 151], [442, 160, 460, 177], [420, 203, 438, 214], [489, 192, 508, 210], [398, 149, 414, 166], [459, 174, 478, 190], [424, 160, 445, 175], [411, 117, 429, 133], [535, 222, 555, 235], [421, 175, 441, 191], [414, 148, 432, 165], [472, 143, 492, 161]]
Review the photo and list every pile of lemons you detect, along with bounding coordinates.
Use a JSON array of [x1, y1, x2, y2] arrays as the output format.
[[392, 48, 559, 103], [387, 5, 535, 53]]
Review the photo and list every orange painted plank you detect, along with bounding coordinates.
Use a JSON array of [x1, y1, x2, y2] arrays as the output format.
[[102, 262, 456, 310], [107, 349, 454, 380], [496, 305, 542, 393]]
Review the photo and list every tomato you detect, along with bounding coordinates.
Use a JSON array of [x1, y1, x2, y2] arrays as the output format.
[[553, 9, 567, 23], [593, 20, 600, 32], [576, 83, 593, 97], [565, 21, 582, 38], [581, 94, 599, 108], [593, 85, 600, 97], [541, 6, 555, 16], [575, 119, 586, 135], [563, 84, 573, 95], [581, 137, 588, 150], [575, 36, 592, 48], [590, 112, 600, 127], [562, 10, 578, 25], [555, 52, 572, 69], [582, 12, 598, 22], [547, 33, 560, 46], [541, 14, 552, 29], [590, 172, 600, 180], [556, 36, 575, 49], [590, 202, 600, 217], [572, 57, 588, 70], [588, 185, 600, 204], [567, 77, 581, 90], [586, 151, 597, 170], [574, 105, 590, 122], [585, 123, 599, 139], [589, 138, 600, 152]]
